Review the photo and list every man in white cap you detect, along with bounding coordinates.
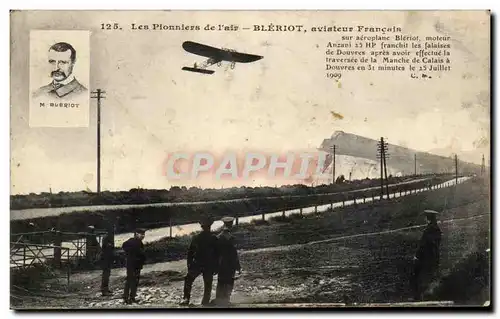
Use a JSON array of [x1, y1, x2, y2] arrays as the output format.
[[411, 210, 442, 300], [213, 216, 241, 306]]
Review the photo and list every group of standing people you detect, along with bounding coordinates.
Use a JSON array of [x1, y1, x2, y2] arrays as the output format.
[[98, 215, 241, 307], [96, 209, 441, 306], [98, 226, 147, 304], [181, 215, 241, 307]]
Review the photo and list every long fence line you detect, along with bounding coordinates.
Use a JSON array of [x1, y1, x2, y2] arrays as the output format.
[[111, 175, 452, 237], [113, 176, 470, 246], [11, 173, 452, 221]]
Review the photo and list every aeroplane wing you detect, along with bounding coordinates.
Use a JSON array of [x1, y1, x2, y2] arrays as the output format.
[[182, 41, 222, 58], [182, 41, 263, 63], [228, 51, 263, 63]]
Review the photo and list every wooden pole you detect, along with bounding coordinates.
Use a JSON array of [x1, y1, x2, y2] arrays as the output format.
[[332, 145, 336, 184], [91, 89, 106, 193], [414, 154, 417, 176], [380, 138, 384, 199], [382, 141, 389, 198], [97, 91, 101, 193]]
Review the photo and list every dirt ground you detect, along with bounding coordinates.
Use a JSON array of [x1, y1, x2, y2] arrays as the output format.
[[11, 179, 490, 309]]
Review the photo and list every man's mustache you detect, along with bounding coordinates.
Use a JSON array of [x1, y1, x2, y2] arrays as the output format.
[[51, 70, 67, 78]]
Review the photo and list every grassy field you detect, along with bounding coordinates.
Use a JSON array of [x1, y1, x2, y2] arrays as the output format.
[[141, 176, 489, 265], [235, 213, 489, 305]]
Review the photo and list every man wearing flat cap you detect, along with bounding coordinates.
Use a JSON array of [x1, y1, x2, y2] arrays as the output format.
[[180, 216, 219, 306], [122, 228, 146, 304], [411, 210, 442, 300], [213, 216, 241, 306]]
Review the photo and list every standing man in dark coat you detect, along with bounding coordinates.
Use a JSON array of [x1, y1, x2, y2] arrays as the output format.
[[122, 228, 146, 304], [100, 225, 115, 296], [213, 216, 241, 306], [86, 225, 101, 265], [180, 216, 219, 306], [411, 210, 442, 300]]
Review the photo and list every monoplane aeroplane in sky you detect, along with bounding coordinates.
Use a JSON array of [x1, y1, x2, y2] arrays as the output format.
[[181, 41, 263, 75]]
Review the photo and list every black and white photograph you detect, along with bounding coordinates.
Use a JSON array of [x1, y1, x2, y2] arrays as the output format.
[[9, 10, 491, 310]]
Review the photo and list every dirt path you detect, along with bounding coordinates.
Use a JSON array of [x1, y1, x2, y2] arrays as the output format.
[[13, 212, 488, 309]]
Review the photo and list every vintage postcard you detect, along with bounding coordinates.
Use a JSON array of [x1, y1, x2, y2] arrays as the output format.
[[10, 10, 491, 309]]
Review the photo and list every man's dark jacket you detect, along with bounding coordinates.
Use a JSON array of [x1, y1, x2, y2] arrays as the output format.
[[122, 237, 146, 270], [187, 231, 219, 272], [101, 233, 115, 263], [216, 229, 241, 277], [415, 223, 442, 270]]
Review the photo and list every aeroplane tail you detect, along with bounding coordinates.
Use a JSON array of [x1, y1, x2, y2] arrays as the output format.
[[182, 67, 215, 75]]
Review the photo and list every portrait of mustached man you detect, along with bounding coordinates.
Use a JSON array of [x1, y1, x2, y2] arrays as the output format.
[[32, 42, 88, 99]]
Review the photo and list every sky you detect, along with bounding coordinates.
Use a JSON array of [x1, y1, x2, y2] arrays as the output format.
[[10, 10, 490, 194]]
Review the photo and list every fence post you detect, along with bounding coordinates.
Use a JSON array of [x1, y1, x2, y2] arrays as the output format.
[[169, 216, 173, 238], [363, 197, 366, 204], [67, 261, 71, 292], [299, 208, 303, 216], [315, 205, 318, 213], [54, 231, 62, 267], [342, 198, 345, 208], [353, 197, 356, 205], [282, 209, 286, 218], [23, 245, 26, 267], [262, 212, 265, 221], [235, 217, 239, 226]]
